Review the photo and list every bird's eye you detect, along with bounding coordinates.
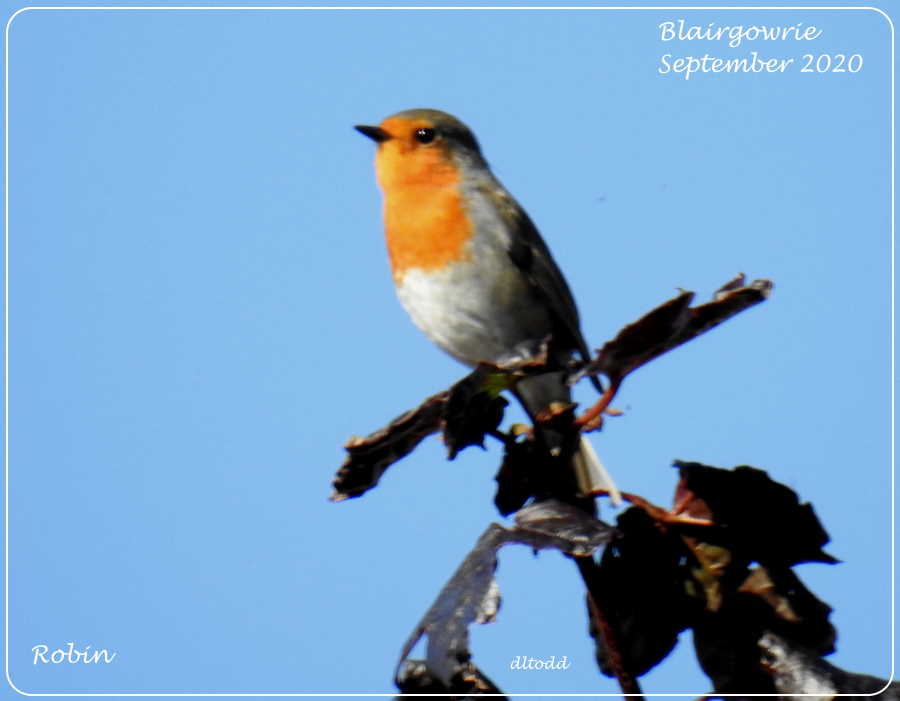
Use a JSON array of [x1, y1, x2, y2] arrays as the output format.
[[414, 128, 437, 144]]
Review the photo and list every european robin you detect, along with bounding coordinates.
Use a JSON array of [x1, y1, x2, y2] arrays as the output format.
[[355, 108, 619, 502]]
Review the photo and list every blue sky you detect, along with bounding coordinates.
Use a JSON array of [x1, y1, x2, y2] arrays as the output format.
[[3, 2, 894, 697]]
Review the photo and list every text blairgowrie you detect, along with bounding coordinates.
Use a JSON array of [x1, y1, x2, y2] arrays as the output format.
[[660, 20, 822, 48]]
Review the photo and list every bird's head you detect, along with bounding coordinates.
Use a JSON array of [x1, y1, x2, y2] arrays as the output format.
[[355, 108, 485, 190]]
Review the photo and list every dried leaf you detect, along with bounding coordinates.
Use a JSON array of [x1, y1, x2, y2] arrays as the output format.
[[675, 461, 838, 566], [693, 593, 781, 694], [739, 568, 800, 624], [754, 566, 835, 655], [513, 499, 615, 556], [665, 463, 837, 692], [395, 659, 507, 698], [593, 507, 699, 678], [759, 631, 899, 698], [672, 477, 714, 521], [396, 501, 615, 687], [331, 392, 446, 501], [575, 276, 772, 387], [333, 362, 519, 502], [685, 540, 732, 612], [443, 365, 509, 460], [492, 439, 537, 516]]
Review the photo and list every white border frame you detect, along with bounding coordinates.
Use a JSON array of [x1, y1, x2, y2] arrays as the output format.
[[3, 4, 895, 697]]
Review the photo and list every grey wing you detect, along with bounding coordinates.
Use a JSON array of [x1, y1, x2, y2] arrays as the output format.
[[485, 185, 593, 363]]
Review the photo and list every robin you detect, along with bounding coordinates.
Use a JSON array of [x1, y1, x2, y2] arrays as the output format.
[[355, 108, 619, 502]]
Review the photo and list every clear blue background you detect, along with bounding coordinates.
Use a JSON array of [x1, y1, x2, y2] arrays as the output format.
[[3, 2, 894, 697]]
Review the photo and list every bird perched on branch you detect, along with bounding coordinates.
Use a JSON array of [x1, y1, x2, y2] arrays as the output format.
[[355, 108, 619, 503]]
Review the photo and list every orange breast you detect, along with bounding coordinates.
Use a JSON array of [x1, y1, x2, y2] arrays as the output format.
[[383, 185, 472, 282], [375, 134, 473, 282]]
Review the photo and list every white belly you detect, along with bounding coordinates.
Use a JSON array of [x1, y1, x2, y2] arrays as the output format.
[[395, 249, 553, 368]]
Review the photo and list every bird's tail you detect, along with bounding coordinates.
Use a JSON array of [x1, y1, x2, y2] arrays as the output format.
[[514, 372, 622, 506], [573, 434, 622, 506]]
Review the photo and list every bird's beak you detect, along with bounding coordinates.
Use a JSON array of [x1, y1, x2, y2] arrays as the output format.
[[354, 124, 392, 143]]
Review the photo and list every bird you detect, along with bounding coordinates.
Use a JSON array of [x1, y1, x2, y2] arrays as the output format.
[[355, 108, 619, 503]]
